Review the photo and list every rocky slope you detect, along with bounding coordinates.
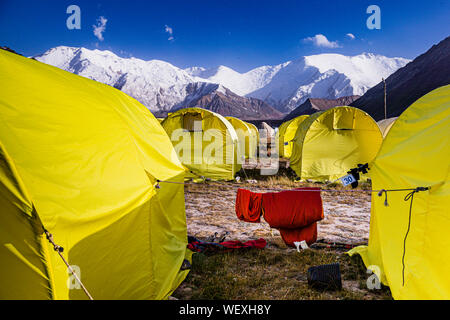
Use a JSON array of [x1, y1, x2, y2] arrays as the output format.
[[173, 83, 284, 120], [351, 37, 450, 120], [284, 96, 361, 121]]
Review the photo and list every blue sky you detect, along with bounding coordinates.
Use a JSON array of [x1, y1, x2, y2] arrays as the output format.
[[1, 0, 449, 72]]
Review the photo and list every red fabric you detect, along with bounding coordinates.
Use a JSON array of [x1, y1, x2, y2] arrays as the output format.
[[235, 187, 323, 247], [261, 188, 323, 229], [278, 223, 318, 247], [235, 188, 263, 223], [187, 238, 267, 253], [220, 238, 267, 249]]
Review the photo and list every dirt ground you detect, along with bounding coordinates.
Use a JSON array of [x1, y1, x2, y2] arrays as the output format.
[[185, 180, 371, 245]]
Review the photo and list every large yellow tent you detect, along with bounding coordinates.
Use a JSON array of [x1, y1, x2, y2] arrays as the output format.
[[377, 117, 398, 138], [0, 50, 190, 300], [349, 85, 450, 299], [277, 115, 309, 158], [290, 106, 383, 181], [225, 116, 256, 160], [162, 108, 240, 180]]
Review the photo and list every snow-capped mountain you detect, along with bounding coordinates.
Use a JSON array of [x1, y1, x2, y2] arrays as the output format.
[[34, 46, 410, 115], [174, 82, 284, 120], [185, 53, 410, 112], [34, 46, 196, 115]]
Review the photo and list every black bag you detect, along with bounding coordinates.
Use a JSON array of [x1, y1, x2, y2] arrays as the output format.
[[307, 263, 342, 291]]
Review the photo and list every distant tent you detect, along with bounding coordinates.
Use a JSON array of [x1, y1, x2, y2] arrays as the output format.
[[277, 115, 309, 158], [377, 117, 398, 137], [244, 121, 259, 158], [162, 108, 240, 180], [225, 116, 254, 160], [0, 50, 189, 299], [261, 122, 275, 138], [157, 117, 165, 123], [290, 106, 383, 181], [349, 85, 450, 299]]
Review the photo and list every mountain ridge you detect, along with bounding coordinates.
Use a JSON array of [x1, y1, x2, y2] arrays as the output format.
[[34, 46, 410, 118], [351, 36, 450, 120], [284, 95, 361, 121]]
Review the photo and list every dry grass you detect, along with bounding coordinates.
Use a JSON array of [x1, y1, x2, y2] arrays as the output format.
[[173, 247, 392, 300]]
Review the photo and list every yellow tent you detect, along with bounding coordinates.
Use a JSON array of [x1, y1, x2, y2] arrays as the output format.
[[162, 108, 240, 180], [277, 115, 309, 158], [225, 116, 256, 160], [157, 117, 165, 123], [244, 121, 259, 159], [377, 117, 398, 138], [0, 50, 189, 299], [349, 85, 450, 299], [290, 106, 382, 181]]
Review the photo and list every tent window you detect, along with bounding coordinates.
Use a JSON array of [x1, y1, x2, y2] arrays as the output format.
[[333, 111, 355, 130], [183, 113, 203, 132]]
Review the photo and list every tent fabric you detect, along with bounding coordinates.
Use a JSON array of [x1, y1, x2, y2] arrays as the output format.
[[348, 85, 450, 300], [290, 106, 383, 181], [225, 116, 254, 160], [277, 115, 309, 158], [244, 121, 259, 159], [0, 50, 189, 300], [377, 117, 398, 138], [162, 108, 240, 181]]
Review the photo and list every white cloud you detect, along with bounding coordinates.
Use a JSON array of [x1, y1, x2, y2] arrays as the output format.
[[93, 16, 108, 41], [304, 34, 340, 48], [165, 25, 174, 41], [346, 33, 356, 40]]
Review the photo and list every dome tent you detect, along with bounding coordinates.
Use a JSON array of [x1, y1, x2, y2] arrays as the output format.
[[377, 117, 398, 138], [162, 108, 240, 180], [244, 121, 259, 158], [225, 116, 257, 160], [290, 106, 383, 181], [0, 50, 189, 299], [349, 85, 450, 299], [277, 115, 309, 158]]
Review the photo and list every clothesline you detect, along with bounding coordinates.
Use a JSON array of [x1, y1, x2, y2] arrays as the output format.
[[156, 179, 427, 196]]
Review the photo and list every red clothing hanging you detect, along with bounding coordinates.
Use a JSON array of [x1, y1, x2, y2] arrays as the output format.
[[235, 188, 263, 223], [235, 187, 324, 247], [262, 187, 323, 229], [278, 222, 318, 246]]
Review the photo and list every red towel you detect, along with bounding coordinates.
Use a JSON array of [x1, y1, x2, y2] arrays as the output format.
[[278, 223, 318, 246], [235, 188, 263, 223], [262, 188, 323, 229]]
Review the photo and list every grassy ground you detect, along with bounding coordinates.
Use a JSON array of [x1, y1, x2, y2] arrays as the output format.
[[173, 242, 392, 300], [176, 172, 390, 300]]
